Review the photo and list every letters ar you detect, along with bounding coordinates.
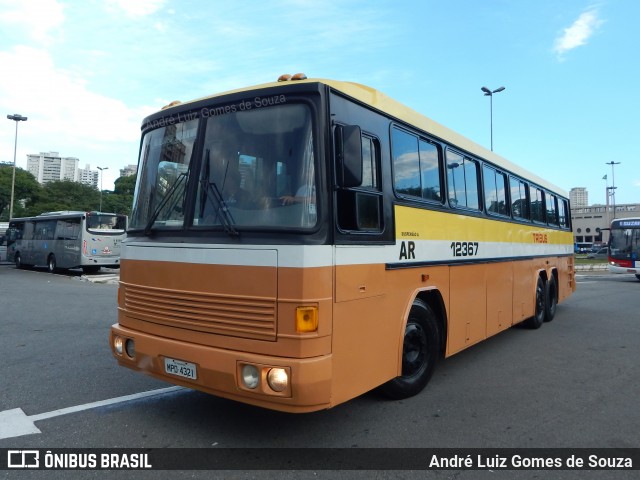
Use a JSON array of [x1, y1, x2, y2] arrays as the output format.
[[399, 240, 416, 260]]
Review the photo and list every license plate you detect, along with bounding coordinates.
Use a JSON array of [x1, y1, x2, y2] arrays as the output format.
[[164, 357, 197, 380]]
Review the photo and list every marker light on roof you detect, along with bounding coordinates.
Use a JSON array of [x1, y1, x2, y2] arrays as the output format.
[[161, 100, 181, 110], [278, 74, 292, 82], [291, 73, 307, 80]]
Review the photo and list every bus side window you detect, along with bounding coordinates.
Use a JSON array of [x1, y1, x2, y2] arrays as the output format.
[[446, 150, 479, 210], [531, 187, 546, 223], [510, 176, 530, 220], [336, 128, 382, 232], [483, 165, 509, 216]]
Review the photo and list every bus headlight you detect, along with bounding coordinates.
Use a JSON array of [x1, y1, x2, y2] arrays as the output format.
[[241, 364, 260, 389], [267, 368, 289, 392], [113, 336, 124, 355]]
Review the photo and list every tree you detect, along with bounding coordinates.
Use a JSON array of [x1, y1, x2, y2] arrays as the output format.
[[25, 180, 100, 216], [0, 165, 41, 220], [101, 191, 133, 216], [114, 174, 136, 195]]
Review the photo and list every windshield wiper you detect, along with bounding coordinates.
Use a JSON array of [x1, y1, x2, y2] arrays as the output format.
[[143, 172, 187, 236], [200, 177, 239, 237]]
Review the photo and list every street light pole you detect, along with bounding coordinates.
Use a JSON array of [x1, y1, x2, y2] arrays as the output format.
[[605, 161, 620, 219], [6, 114, 28, 220], [481, 86, 505, 151], [97, 166, 108, 212]]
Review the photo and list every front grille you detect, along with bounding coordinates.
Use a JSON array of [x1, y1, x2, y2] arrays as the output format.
[[121, 282, 276, 341]]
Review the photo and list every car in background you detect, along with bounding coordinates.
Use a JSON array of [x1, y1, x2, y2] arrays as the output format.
[[587, 247, 608, 259]]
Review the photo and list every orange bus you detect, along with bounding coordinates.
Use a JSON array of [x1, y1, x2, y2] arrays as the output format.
[[110, 74, 575, 412]]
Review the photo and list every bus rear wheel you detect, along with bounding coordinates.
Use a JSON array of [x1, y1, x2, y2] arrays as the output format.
[[544, 275, 557, 322], [15, 252, 23, 269], [636, 274, 640, 281], [47, 254, 58, 273], [524, 276, 545, 329], [379, 299, 440, 400]]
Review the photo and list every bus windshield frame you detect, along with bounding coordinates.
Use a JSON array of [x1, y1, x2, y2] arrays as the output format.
[[609, 219, 640, 262], [130, 101, 319, 234]]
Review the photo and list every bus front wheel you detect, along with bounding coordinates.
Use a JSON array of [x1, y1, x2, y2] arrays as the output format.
[[379, 299, 440, 400]]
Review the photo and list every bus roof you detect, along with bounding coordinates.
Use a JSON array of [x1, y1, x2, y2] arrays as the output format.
[[155, 76, 568, 198]]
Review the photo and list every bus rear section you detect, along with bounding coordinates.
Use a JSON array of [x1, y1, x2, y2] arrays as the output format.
[[10, 211, 126, 272]]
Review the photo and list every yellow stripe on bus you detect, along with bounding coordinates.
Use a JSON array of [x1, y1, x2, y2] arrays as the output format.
[[394, 205, 574, 246]]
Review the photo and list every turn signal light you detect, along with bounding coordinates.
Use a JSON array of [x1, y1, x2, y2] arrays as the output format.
[[296, 306, 318, 333]]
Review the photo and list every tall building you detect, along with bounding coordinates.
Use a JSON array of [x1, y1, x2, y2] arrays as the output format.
[[570, 187, 588, 208], [78, 163, 99, 188], [27, 152, 79, 184], [119, 164, 137, 177]]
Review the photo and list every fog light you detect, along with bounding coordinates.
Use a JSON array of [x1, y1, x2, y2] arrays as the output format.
[[241, 364, 260, 389], [267, 368, 288, 392], [113, 336, 123, 355], [125, 339, 135, 358]]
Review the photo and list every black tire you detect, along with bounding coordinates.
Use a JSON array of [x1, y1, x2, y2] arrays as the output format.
[[47, 254, 57, 273], [379, 299, 440, 400], [523, 276, 545, 329], [14, 252, 23, 269], [544, 275, 558, 322], [636, 274, 640, 281]]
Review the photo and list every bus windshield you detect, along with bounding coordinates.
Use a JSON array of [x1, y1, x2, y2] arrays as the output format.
[[609, 224, 640, 261], [130, 103, 317, 232]]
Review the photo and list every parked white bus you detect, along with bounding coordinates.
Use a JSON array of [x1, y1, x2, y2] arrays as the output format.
[[6, 211, 127, 273]]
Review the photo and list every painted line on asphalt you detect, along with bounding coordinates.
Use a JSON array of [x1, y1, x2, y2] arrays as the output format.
[[0, 386, 185, 440]]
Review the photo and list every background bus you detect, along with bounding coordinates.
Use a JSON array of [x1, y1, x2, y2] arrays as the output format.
[[110, 76, 575, 412], [7, 211, 127, 273], [0, 222, 8, 262], [608, 218, 640, 280]]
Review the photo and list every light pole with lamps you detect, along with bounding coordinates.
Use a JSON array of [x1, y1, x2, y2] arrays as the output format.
[[605, 161, 620, 219], [97, 166, 108, 212], [6, 113, 28, 220], [481, 86, 505, 151]]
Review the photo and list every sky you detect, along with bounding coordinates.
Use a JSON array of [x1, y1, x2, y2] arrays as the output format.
[[1, 0, 638, 205]]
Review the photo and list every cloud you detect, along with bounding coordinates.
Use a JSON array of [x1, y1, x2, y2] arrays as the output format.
[[0, 0, 65, 44], [0, 46, 155, 188], [553, 8, 603, 59], [104, 0, 166, 18]]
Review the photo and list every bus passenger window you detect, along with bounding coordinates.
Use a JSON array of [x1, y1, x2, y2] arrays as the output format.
[[483, 165, 508, 216], [510, 176, 529, 220], [546, 194, 559, 226], [446, 150, 479, 210], [531, 187, 545, 223], [391, 127, 442, 203]]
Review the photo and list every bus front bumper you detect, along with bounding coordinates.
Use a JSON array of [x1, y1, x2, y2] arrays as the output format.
[[109, 324, 333, 413]]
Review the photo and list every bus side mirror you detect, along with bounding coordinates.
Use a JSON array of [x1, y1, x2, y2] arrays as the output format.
[[336, 125, 362, 188]]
